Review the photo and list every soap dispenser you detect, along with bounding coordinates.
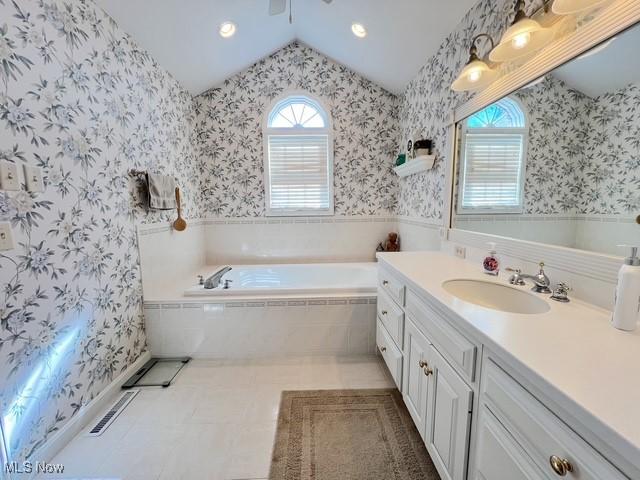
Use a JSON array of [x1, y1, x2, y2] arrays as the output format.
[[483, 242, 500, 276], [612, 246, 640, 331]]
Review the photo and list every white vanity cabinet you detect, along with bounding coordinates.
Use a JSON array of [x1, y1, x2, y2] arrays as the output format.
[[426, 345, 473, 480], [475, 357, 627, 480], [375, 269, 406, 389], [377, 260, 632, 480], [379, 265, 476, 480]]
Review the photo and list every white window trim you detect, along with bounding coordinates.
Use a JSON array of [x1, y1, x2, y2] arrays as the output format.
[[263, 92, 335, 217], [457, 99, 529, 215]]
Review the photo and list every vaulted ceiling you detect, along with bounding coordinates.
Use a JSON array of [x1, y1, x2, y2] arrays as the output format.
[[96, 0, 478, 95]]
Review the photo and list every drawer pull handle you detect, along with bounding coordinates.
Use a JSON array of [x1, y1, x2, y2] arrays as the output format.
[[380, 346, 387, 352], [382, 280, 389, 286], [549, 455, 573, 476], [423, 366, 433, 376], [381, 310, 388, 315]]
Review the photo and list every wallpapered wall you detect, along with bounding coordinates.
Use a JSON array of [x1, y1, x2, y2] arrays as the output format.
[[0, 0, 199, 460], [514, 76, 640, 215], [579, 81, 640, 214], [399, 0, 545, 223], [194, 42, 400, 217]]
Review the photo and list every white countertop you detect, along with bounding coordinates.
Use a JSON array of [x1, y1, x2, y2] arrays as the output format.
[[377, 251, 640, 475]]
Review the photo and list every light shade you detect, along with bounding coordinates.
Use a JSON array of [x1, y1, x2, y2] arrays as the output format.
[[489, 17, 554, 62], [552, 0, 610, 15], [451, 59, 499, 92]]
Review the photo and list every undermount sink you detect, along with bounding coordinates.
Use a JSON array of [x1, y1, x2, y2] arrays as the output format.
[[442, 279, 550, 315]]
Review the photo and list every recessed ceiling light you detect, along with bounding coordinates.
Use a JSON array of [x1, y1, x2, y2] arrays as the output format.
[[219, 21, 236, 38], [351, 23, 367, 38]]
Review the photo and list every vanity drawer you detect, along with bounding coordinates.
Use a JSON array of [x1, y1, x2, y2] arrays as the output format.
[[376, 319, 402, 390], [482, 359, 627, 480], [405, 290, 476, 382], [377, 291, 404, 349], [378, 269, 405, 307]]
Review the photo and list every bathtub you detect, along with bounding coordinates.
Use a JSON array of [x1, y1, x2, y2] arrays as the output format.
[[184, 262, 377, 297], [144, 262, 379, 358]]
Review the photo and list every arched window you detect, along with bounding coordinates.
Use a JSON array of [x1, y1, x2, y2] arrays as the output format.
[[264, 94, 333, 216], [458, 97, 528, 214]]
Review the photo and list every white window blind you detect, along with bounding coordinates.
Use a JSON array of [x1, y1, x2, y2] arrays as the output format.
[[460, 132, 525, 212], [267, 134, 331, 213]]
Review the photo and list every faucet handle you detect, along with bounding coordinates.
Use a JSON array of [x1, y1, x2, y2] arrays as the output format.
[[506, 267, 525, 286], [197, 275, 204, 285], [551, 282, 571, 303]]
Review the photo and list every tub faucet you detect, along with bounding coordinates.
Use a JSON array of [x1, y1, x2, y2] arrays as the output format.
[[510, 262, 551, 294], [204, 266, 232, 289]]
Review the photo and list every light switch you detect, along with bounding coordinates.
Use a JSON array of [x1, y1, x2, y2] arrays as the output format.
[[0, 161, 20, 191], [24, 165, 44, 193], [0, 222, 15, 251]]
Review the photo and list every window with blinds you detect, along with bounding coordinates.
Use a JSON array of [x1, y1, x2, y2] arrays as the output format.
[[458, 97, 528, 214], [264, 95, 333, 216]]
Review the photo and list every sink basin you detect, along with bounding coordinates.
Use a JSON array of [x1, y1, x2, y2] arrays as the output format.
[[442, 279, 550, 315]]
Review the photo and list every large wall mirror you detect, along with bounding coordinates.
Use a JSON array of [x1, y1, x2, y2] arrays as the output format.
[[452, 22, 640, 257]]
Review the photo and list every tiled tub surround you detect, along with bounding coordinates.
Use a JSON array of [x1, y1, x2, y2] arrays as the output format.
[[137, 216, 442, 298], [377, 251, 640, 479], [144, 297, 377, 358]]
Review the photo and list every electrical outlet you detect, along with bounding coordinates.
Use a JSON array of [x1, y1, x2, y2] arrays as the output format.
[[0, 222, 15, 251], [24, 165, 44, 193], [454, 245, 466, 259], [0, 161, 20, 191]]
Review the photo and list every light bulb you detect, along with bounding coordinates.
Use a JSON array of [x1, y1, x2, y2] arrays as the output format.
[[468, 69, 482, 83], [351, 23, 367, 38], [512, 31, 531, 49], [219, 22, 236, 38]]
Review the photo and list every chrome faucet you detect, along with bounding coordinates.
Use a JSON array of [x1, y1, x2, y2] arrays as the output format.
[[507, 262, 551, 293], [203, 266, 232, 289]]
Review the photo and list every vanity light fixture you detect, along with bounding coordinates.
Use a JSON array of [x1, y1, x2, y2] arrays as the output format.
[[351, 23, 367, 38], [489, 0, 554, 62], [451, 34, 499, 92], [551, 0, 610, 15], [219, 21, 237, 38]]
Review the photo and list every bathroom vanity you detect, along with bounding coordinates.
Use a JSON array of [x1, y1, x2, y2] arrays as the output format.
[[376, 252, 640, 480]]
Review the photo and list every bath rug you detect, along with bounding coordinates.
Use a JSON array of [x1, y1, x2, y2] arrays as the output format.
[[269, 389, 440, 480]]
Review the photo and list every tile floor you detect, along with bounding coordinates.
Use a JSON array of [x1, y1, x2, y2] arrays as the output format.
[[42, 355, 394, 480]]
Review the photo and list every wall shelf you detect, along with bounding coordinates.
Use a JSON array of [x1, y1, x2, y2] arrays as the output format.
[[393, 155, 436, 177]]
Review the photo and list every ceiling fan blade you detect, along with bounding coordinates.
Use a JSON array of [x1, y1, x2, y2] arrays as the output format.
[[269, 0, 287, 15]]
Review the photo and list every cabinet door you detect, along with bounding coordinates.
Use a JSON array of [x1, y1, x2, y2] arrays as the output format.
[[425, 345, 473, 480], [473, 406, 546, 480], [402, 317, 431, 440]]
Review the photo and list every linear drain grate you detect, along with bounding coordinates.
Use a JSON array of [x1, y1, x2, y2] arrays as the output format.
[[87, 390, 139, 436]]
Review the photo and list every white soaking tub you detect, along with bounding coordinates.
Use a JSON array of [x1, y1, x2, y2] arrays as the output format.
[[184, 262, 377, 296], [144, 262, 378, 359]]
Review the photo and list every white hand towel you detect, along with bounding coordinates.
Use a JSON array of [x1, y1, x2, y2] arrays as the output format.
[[147, 173, 176, 210]]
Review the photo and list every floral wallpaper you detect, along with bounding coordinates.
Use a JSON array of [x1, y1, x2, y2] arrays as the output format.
[[194, 42, 401, 217], [398, 0, 545, 223], [512, 75, 591, 214], [580, 81, 640, 214], [514, 76, 640, 216], [0, 0, 199, 461]]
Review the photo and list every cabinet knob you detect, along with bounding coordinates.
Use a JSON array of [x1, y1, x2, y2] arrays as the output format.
[[423, 366, 433, 376], [419, 360, 427, 368], [380, 346, 387, 352], [549, 455, 573, 476], [381, 310, 388, 315], [382, 280, 389, 286]]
